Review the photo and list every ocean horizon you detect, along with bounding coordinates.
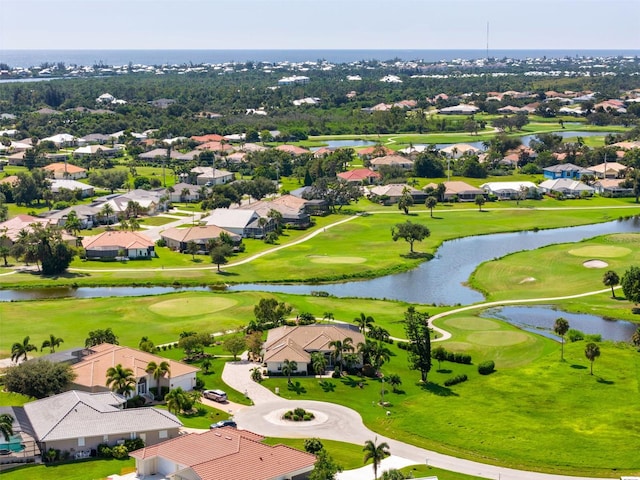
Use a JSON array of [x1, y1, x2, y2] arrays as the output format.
[[2, 49, 639, 68]]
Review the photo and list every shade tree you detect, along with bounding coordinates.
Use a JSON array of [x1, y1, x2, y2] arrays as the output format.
[[391, 221, 430, 254]]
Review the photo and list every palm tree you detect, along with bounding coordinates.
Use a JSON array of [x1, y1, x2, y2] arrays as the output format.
[[602, 270, 620, 298], [584, 342, 601, 375], [0, 414, 14, 442], [322, 312, 334, 323], [41, 334, 64, 353], [475, 194, 485, 212], [553, 317, 570, 361], [165, 387, 188, 414], [311, 352, 327, 376], [355, 313, 375, 335], [11, 336, 37, 363], [146, 360, 171, 397], [369, 326, 390, 342], [105, 363, 136, 397], [363, 437, 390, 480], [329, 338, 354, 374], [425, 196, 437, 217], [180, 187, 191, 203], [100, 203, 114, 226], [370, 342, 392, 375], [632, 327, 640, 348], [281, 359, 298, 385], [64, 210, 82, 236]]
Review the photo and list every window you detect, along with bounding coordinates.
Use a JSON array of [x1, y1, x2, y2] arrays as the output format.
[[139, 433, 146, 443], [103, 435, 109, 443], [137, 377, 147, 395], [159, 430, 168, 439], [78, 437, 85, 447], [130, 432, 137, 440]]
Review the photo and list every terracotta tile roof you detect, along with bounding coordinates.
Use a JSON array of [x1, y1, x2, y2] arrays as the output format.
[[443, 181, 485, 195], [160, 225, 240, 243], [369, 155, 413, 166], [71, 343, 198, 389], [191, 133, 224, 143], [270, 194, 308, 210], [0, 175, 18, 185], [131, 428, 315, 480], [43, 162, 86, 175], [0, 215, 53, 242], [264, 325, 364, 359], [196, 141, 234, 152], [356, 146, 394, 157], [337, 168, 381, 181], [275, 145, 310, 155], [82, 231, 155, 250]]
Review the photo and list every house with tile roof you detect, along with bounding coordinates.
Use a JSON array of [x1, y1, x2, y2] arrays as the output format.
[[542, 163, 593, 180], [369, 155, 413, 171], [588, 161, 628, 179], [160, 225, 241, 252], [539, 178, 595, 198], [480, 181, 540, 200], [369, 184, 426, 204], [425, 181, 485, 202], [237, 194, 312, 228], [0, 215, 76, 247], [593, 178, 633, 197], [439, 143, 481, 159], [131, 427, 316, 480], [337, 168, 381, 185], [82, 231, 156, 259], [20, 390, 181, 455], [263, 324, 365, 375], [43, 162, 87, 179], [190, 166, 235, 186], [191, 133, 225, 143], [276, 144, 311, 156], [70, 343, 198, 398], [201, 208, 275, 238]]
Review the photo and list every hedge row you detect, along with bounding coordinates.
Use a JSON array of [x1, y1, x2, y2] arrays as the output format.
[[444, 374, 468, 386]]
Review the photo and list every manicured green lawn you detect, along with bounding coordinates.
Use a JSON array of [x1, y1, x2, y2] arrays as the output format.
[[262, 334, 640, 476], [263, 438, 364, 470], [155, 402, 232, 429], [470, 233, 640, 302], [0, 391, 32, 406], [400, 465, 485, 480], [0, 458, 135, 480]]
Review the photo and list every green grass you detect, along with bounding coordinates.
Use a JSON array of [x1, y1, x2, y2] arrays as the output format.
[[262, 333, 640, 476], [470, 233, 640, 302], [0, 458, 135, 480], [155, 402, 232, 429], [0, 391, 32, 406], [400, 464, 486, 480], [263, 438, 364, 469]]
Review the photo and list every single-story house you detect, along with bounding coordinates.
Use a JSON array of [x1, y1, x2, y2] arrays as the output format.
[[539, 178, 595, 198], [190, 167, 235, 186], [191, 133, 224, 144], [50, 179, 95, 198], [130, 427, 316, 480], [100, 189, 168, 216], [480, 181, 540, 200], [263, 324, 365, 375], [438, 104, 479, 115], [161, 225, 241, 252], [369, 184, 426, 204], [275, 144, 311, 156], [138, 148, 183, 161], [201, 208, 276, 238], [337, 168, 382, 185], [73, 144, 120, 157], [543, 163, 593, 180], [82, 231, 156, 259], [369, 155, 414, 171], [169, 182, 202, 203], [77, 133, 110, 145], [593, 178, 633, 197], [21, 390, 181, 455], [41, 133, 76, 147], [43, 162, 87, 180], [0, 215, 75, 247], [439, 143, 481, 159], [426, 181, 485, 202], [588, 161, 628, 179], [70, 343, 199, 398], [356, 146, 394, 158], [45, 204, 101, 229], [238, 194, 312, 228]]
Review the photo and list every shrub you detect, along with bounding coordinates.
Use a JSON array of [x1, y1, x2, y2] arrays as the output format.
[[155, 238, 167, 247], [444, 374, 468, 386], [567, 329, 585, 342], [397, 341, 411, 351], [111, 444, 129, 459], [195, 377, 205, 390], [585, 334, 602, 342], [478, 360, 495, 375], [126, 395, 146, 408], [124, 438, 145, 452], [331, 366, 341, 378], [97, 443, 112, 458]]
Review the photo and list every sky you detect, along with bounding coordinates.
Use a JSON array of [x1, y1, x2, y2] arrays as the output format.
[[1, 0, 639, 51]]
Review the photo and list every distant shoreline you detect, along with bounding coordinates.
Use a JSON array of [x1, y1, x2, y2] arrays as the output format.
[[2, 48, 639, 68]]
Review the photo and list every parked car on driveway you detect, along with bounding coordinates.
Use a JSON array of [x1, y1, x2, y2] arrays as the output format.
[[210, 419, 237, 429], [203, 389, 227, 403]]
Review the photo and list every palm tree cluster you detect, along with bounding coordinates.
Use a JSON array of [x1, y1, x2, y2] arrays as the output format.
[[105, 364, 136, 397], [164, 387, 200, 415], [10, 333, 66, 363]]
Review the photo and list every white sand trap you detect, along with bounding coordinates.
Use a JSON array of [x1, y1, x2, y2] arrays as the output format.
[[583, 259, 609, 268], [519, 277, 536, 284]]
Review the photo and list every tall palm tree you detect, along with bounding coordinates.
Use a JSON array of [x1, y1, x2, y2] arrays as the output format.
[[354, 313, 375, 335], [370, 342, 392, 375], [100, 203, 114, 226], [0, 414, 14, 442], [329, 337, 354, 374], [363, 437, 390, 480], [105, 363, 136, 397], [553, 318, 570, 361], [282, 358, 298, 385], [165, 387, 188, 414], [584, 342, 601, 375], [146, 360, 171, 397], [602, 270, 620, 298], [311, 352, 327, 376], [425, 196, 437, 217], [11, 336, 37, 363], [41, 334, 64, 353]]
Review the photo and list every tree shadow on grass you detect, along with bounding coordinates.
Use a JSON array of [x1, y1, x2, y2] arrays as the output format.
[[596, 377, 614, 385], [38, 271, 90, 280], [216, 270, 238, 276], [437, 369, 452, 374], [190, 258, 203, 264], [418, 382, 458, 397], [391, 388, 406, 395], [318, 380, 336, 392], [340, 376, 368, 388], [570, 364, 588, 370], [287, 381, 307, 395], [400, 252, 433, 260]]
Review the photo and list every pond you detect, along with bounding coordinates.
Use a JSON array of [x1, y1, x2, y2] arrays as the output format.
[[481, 305, 638, 342], [1, 217, 637, 304], [310, 139, 377, 151]]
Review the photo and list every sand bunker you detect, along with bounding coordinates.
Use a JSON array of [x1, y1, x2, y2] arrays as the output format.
[[583, 259, 609, 269], [519, 277, 536, 284]]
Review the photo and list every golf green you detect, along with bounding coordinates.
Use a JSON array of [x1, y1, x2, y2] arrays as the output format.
[[568, 245, 631, 258], [467, 330, 529, 346], [148, 296, 238, 317], [444, 317, 501, 331], [308, 255, 367, 264]]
